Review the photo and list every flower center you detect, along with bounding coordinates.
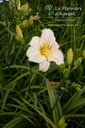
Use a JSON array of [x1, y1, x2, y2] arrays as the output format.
[[40, 44, 52, 57]]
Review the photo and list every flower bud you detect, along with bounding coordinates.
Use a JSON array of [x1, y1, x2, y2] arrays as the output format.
[[72, 83, 81, 92], [59, 123, 67, 128], [67, 48, 73, 66], [16, 25, 23, 39], [58, 117, 65, 127], [11, 0, 15, 4], [20, 3, 28, 12], [17, 0, 21, 10], [63, 68, 69, 78], [72, 82, 79, 87], [74, 57, 82, 69], [76, 87, 81, 92], [29, 16, 34, 26], [15, 35, 24, 44], [15, 35, 21, 41], [77, 57, 82, 64], [0, 21, 6, 27], [82, 50, 85, 59], [19, 19, 29, 28]]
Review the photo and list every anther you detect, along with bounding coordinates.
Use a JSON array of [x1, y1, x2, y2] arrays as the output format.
[[48, 45, 52, 50]]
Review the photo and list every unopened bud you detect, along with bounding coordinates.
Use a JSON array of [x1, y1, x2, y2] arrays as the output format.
[[20, 3, 28, 12], [63, 68, 69, 77], [11, 0, 15, 4], [74, 57, 82, 68], [15, 35, 21, 41], [76, 57, 82, 66], [15, 35, 24, 44], [59, 123, 67, 128], [67, 48, 73, 66], [16, 25, 23, 39], [0, 21, 6, 27], [82, 50, 85, 59], [19, 19, 29, 28], [58, 117, 65, 127], [76, 87, 81, 92], [77, 57, 82, 64], [17, 0, 21, 10], [72, 83, 81, 92], [29, 16, 34, 26]]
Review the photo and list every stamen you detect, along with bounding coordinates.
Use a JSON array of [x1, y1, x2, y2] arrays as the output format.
[[40, 44, 52, 57], [47, 45, 52, 50]]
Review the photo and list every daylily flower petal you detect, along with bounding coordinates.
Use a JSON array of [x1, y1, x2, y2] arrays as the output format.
[[29, 36, 40, 45], [40, 29, 56, 45], [52, 41, 59, 49], [55, 51, 64, 65], [39, 60, 50, 72], [48, 49, 64, 64], [26, 45, 46, 63]]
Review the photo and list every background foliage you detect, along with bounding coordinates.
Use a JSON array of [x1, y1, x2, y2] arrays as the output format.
[[0, 0, 85, 128]]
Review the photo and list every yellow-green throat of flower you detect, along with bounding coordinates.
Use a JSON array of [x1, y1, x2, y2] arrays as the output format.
[[40, 44, 52, 57]]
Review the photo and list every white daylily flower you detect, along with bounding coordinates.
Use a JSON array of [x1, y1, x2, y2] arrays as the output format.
[[26, 28, 64, 72]]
